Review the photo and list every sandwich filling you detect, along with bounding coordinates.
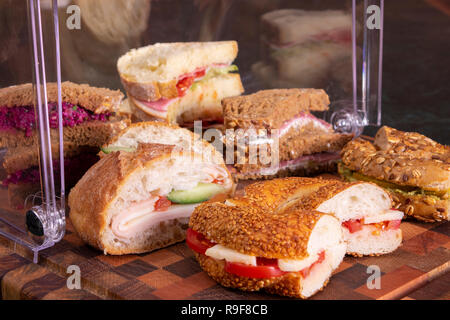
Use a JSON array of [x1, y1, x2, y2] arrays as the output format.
[[0, 102, 111, 137], [131, 64, 238, 114], [247, 152, 340, 176], [339, 163, 450, 200], [111, 165, 231, 241]]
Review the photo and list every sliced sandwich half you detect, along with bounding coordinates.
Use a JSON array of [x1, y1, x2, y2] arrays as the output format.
[[0, 81, 129, 148], [69, 125, 234, 255], [117, 41, 244, 125]]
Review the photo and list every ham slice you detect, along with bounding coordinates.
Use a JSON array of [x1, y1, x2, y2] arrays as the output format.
[[112, 198, 199, 240]]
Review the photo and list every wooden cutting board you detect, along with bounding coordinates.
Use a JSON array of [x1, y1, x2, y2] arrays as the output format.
[[0, 188, 448, 300]]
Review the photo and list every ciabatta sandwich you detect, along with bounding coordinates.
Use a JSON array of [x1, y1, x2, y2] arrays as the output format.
[[340, 126, 450, 222], [117, 41, 244, 125], [222, 89, 353, 179], [69, 123, 233, 255], [188, 192, 346, 298]]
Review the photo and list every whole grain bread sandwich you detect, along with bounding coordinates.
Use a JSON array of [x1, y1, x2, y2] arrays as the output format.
[[222, 88, 353, 180], [0, 81, 129, 149], [117, 41, 244, 126], [339, 126, 450, 222], [69, 122, 234, 255], [187, 178, 347, 299]]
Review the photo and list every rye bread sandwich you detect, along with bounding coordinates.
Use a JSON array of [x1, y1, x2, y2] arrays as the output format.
[[187, 179, 346, 299], [222, 88, 353, 180], [69, 123, 234, 255], [253, 9, 352, 89], [117, 41, 244, 126], [339, 126, 450, 222], [0, 81, 129, 149]]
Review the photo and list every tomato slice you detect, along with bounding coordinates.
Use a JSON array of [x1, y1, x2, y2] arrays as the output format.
[[300, 250, 325, 278], [186, 228, 215, 255], [225, 258, 287, 279], [342, 219, 363, 233], [154, 196, 172, 212], [387, 219, 401, 230]]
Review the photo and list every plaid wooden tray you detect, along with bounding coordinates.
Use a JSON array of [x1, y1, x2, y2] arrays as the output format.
[[0, 209, 448, 300]]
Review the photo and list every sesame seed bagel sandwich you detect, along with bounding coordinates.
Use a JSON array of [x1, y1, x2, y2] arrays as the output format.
[[69, 123, 234, 255], [339, 126, 449, 222], [292, 178, 404, 256], [117, 41, 244, 126], [187, 201, 346, 299]]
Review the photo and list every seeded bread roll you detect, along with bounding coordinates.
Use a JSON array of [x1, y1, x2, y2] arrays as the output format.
[[117, 41, 238, 102], [189, 199, 346, 298], [340, 126, 450, 222]]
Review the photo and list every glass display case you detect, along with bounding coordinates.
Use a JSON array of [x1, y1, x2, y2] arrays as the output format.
[[0, 0, 384, 261]]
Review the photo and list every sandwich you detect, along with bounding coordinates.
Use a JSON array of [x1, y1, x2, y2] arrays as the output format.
[[289, 178, 404, 256], [0, 81, 129, 209], [339, 126, 450, 222], [2, 144, 99, 209], [187, 181, 347, 299], [253, 9, 352, 89], [117, 41, 244, 126], [0, 81, 129, 148], [69, 123, 234, 255], [222, 88, 353, 180]]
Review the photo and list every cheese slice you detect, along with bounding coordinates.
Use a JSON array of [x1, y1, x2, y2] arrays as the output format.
[[363, 209, 404, 224], [278, 253, 319, 272]]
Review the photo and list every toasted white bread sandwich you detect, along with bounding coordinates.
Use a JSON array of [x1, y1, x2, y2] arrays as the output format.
[[69, 123, 233, 255], [117, 41, 244, 125], [188, 194, 346, 298]]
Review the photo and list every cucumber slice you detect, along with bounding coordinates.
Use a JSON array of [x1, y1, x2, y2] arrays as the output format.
[[101, 146, 136, 154], [167, 183, 225, 204]]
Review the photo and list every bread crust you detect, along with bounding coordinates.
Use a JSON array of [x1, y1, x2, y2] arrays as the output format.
[[341, 137, 450, 192], [0, 81, 124, 113], [69, 144, 177, 252], [222, 88, 330, 130]]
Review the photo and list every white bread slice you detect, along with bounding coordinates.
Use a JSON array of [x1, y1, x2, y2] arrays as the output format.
[[129, 73, 244, 124], [117, 41, 238, 101], [343, 227, 402, 256], [69, 144, 234, 255]]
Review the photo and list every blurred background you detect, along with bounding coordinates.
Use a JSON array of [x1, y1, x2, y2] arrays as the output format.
[[0, 0, 448, 143]]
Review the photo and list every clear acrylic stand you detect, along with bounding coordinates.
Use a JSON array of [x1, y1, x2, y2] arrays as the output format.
[[0, 0, 65, 263]]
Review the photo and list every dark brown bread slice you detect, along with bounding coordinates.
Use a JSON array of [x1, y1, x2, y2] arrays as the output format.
[[0, 81, 124, 113], [0, 117, 130, 149], [222, 88, 329, 130]]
